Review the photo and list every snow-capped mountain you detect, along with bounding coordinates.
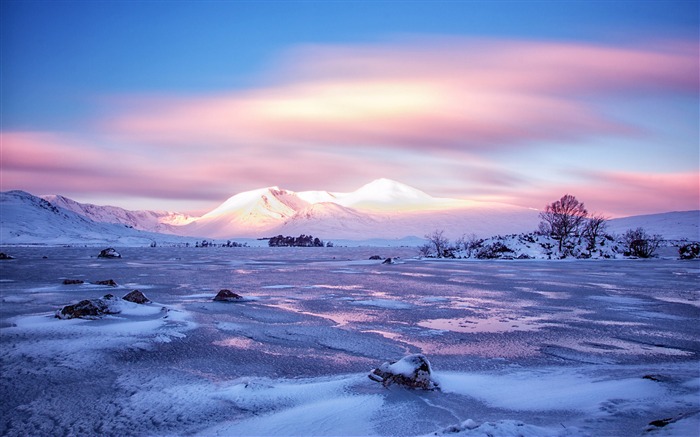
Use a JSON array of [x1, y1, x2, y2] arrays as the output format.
[[332, 178, 446, 211], [177, 178, 542, 239], [183, 187, 312, 238], [42, 194, 194, 234], [2, 179, 699, 245], [0, 191, 194, 246]]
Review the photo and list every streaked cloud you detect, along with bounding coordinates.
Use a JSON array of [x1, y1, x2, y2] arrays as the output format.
[[2, 37, 697, 216], [107, 37, 697, 150]]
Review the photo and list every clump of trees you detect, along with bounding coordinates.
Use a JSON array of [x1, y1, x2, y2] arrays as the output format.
[[538, 194, 611, 257], [538, 194, 589, 252], [422, 230, 451, 258], [622, 228, 662, 258], [268, 234, 327, 247]]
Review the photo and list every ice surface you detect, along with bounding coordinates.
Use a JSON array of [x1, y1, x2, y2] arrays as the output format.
[[1, 247, 698, 436]]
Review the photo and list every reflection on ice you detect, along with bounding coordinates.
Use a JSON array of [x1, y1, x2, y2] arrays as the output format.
[[1, 247, 698, 437], [418, 315, 546, 333]]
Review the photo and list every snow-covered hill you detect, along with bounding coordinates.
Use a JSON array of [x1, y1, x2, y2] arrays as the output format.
[[2, 180, 699, 245], [0, 191, 194, 246], [180, 178, 541, 239], [607, 210, 699, 241], [42, 194, 194, 234]]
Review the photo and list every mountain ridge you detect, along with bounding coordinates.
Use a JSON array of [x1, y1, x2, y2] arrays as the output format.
[[2, 180, 698, 244]]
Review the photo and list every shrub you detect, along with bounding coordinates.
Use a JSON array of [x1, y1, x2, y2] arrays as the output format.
[[622, 228, 662, 258], [476, 242, 514, 259], [679, 243, 700, 260]]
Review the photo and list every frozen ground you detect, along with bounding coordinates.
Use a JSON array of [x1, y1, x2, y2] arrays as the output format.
[[1, 247, 698, 436]]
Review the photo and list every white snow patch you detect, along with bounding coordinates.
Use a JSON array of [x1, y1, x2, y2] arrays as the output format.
[[438, 368, 666, 412]]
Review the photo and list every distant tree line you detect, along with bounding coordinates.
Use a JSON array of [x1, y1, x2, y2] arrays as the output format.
[[268, 234, 331, 247]]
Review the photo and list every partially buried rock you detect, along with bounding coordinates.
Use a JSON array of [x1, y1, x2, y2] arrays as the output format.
[[97, 248, 121, 259], [55, 294, 120, 319], [382, 257, 395, 264], [0, 252, 15, 260], [62, 279, 85, 285], [94, 279, 118, 287], [123, 289, 150, 304], [369, 354, 439, 390], [213, 289, 243, 302], [369, 255, 382, 260]]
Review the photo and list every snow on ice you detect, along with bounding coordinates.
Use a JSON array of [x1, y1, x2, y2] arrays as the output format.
[[1, 246, 698, 436]]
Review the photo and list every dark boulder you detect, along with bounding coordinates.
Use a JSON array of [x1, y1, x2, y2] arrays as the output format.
[[123, 290, 150, 304], [62, 279, 85, 285], [369, 354, 439, 390], [382, 257, 395, 264], [213, 289, 243, 302], [94, 279, 118, 287], [0, 252, 15, 260], [97, 248, 121, 258], [55, 294, 120, 319], [369, 255, 382, 260]]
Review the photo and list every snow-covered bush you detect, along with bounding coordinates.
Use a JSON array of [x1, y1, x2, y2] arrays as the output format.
[[679, 243, 700, 260], [622, 228, 662, 258], [475, 242, 514, 259]]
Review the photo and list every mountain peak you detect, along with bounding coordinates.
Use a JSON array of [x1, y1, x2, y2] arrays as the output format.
[[336, 178, 436, 211]]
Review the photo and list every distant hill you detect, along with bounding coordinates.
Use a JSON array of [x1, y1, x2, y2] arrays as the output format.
[[607, 211, 699, 241], [42, 194, 194, 234], [1, 180, 698, 245], [181, 178, 541, 239], [0, 191, 194, 246]]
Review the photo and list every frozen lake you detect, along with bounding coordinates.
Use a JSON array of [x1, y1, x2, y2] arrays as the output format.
[[1, 247, 699, 436]]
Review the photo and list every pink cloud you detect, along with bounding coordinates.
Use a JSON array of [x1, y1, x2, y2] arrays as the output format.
[[106, 37, 697, 150], [499, 170, 700, 217], [1, 131, 398, 202]]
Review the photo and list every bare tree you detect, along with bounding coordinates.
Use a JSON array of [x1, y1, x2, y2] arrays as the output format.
[[539, 194, 588, 252], [622, 227, 662, 258], [425, 229, 450, 258], [582, 213, 608, 255]]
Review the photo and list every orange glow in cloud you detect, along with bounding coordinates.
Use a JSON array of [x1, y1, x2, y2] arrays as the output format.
[[107, 37, 697, 150], [3, 37, 698, 215]]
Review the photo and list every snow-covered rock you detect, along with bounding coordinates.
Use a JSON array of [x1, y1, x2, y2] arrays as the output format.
[[55, 294, 122, 319], [97, 247, 121, 258], [213, 289, 243, 302], [0, 252, 15, 260], [369, 354, 439, 390], [122, 290, 151, 304]]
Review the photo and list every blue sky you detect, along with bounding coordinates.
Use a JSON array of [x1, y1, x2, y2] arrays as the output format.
[[1, 1, 698, 216]]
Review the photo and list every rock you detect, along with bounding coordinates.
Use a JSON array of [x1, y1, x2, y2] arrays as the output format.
[[62, 279, 85, 285], [213, 289, 243, 302], [382, 257, 395, 264], [369, 255, 382, 260], [369, 354, 439, 390], [97, 248, 121, 258], [55, 294, 120, 319], [0, 252, 15, 260], [94, 279, 118, 287], [122, 290, 151, 304]]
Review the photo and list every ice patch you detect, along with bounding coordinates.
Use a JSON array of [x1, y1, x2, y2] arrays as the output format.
[[352, 299, 413, 309], [1, 295, 34, 303], [438, 368, 666, 412]]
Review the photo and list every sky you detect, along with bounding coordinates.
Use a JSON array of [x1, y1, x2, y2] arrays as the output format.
[[1, 0, 698, 217]]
